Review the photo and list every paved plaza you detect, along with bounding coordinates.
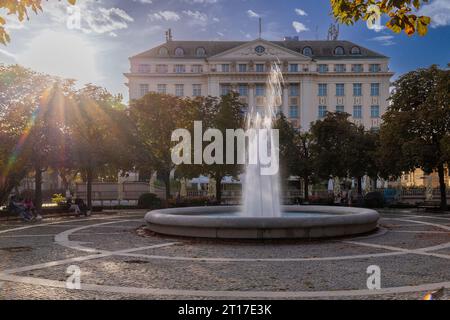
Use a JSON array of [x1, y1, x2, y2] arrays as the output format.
[[0, 209, 449, 300]]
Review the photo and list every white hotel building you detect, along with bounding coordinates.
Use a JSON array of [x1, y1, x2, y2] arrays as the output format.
[[125, 38, 393, 130]]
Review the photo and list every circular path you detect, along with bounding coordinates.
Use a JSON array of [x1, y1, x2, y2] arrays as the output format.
[[0, 209, 449, 300]]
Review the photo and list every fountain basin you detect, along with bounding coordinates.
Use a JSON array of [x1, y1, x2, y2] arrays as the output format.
[[145, 206, 380, 239]]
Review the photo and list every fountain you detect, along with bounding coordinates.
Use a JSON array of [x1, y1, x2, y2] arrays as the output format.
[[145, 61, 379, 239]]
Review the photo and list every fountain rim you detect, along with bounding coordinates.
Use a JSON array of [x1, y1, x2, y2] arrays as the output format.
[[145, 206, 380, 239]]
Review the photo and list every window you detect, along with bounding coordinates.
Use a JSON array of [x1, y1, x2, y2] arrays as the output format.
[[302, 47, 313, 56], [318, 64, 328, 73], [289, 106, 298, 118], [157, 84, 166, 94], [334, 46, 345, 55], [371, 83, 380, 96], [174, 47, 184, 57], [289, 64, 299, 72], [255, 45, 266, 54], [369, 64, 381, 72], [255, 84, 265, 96], [353, 83, 362, 97], [138, 64, 151, 73], [336, 83, 345, 96], [158, 47, 169, 56], [371, 105, 380, 118], [334, 64, 346, 72], [336, 105, 345, 113], [193, 84, 202, 97], [255, 64, 265, 72], [318, 106, 327, 118], [175, 84, 184, 97], [238, 84, 248, 97], [238, 64, 247, 72], [352, 64, 363, 72], [353, 105, 362, 119], [220, 84, 231, 96], [155, 64, 168, 73], [289, 84, 299, 96], [351, 46, 361, 55], [196, 47, 206, 57], [139, 84, 149, 97], [221, 64, 230, 72], [318, 83, 327, 96], [191, 65, 203, 73], [174, 64, 186, 73]]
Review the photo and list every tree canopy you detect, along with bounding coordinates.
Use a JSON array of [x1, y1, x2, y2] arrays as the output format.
[[379, 64, 450, 209], [0, 0, 76, 44], [330, 0, 431, 36]]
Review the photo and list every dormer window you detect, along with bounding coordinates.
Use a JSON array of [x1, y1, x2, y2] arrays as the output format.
[[175, 47, 185, 57], [334, 46, 345, 56], [196, 47, 206, 57], [158, 47, 169, 56], [302, 46, 313, 57], [350, 46, 361, 55]]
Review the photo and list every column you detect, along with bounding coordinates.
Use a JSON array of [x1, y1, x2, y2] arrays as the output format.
[[282, 84, 289, 117]]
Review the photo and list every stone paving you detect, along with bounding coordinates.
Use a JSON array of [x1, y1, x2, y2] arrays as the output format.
[[0, 209, 449, 300]]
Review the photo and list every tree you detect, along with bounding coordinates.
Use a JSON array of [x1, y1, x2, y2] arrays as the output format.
[[379, 65, 450, 210], [66, 84, 130, 210], [0, 65, 68, 210], [129, 93, 187, 200], [310, 112, 357, 180], [331, 0, 431, 36], [177, 93, 245, 203], [274, 114, 315, 202], [310, 112, 379, 198], [0, 0, 76, 44]]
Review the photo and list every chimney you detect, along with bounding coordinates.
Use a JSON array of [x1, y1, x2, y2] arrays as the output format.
[[165, 29, 173, 42]]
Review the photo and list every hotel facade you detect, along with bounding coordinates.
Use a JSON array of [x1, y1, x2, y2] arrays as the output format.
[[125, 38, 393, 130]]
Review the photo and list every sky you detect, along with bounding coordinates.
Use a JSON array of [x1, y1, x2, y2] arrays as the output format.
[[0, 0, 449, 102]]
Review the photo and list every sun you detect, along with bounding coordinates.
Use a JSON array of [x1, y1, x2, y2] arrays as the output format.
[[18, 30, 101, 85]]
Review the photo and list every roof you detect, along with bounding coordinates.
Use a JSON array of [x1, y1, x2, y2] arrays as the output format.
[[131, 39, 388, 60]]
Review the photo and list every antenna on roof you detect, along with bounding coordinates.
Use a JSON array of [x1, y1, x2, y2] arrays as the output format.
[[327, 23, 339, 40], [259, 17, 262, 39], [165, 28, 173, 42]]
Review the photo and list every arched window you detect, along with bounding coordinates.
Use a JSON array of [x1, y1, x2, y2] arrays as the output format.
[[158, 47, 169, 56], [174, 47, 185, 57], [334, 46, 345, 55], [302, 46, 313, 57], [351, 46, 361, 55], [196, 47, 206, 57]]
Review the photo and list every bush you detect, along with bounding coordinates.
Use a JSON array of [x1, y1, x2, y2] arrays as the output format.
[[364, 192, 384, 208], [138, 193, 161, 209]]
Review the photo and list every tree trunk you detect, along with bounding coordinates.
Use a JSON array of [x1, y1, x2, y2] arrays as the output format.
[[34, 166, 43, 214], [86, 168, 93, 211], [215, 176, 222, 204], [357, 176, 364, 206], [437, 163, 448, 211], [163, 172, 171, 200], [303, 175, 309, 203]]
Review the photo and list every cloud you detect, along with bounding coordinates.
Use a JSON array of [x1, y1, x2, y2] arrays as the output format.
[[183, 10, 208, 26], [292, 21, 309, 33], [44, 1, 134, 36], [370, 35, 395, 46], [132, 0, 153, 3], [184, 0, 218, 3], [149, 11, 181, 22], [418, 0, 450, 27], [247, 10, 260, 18], [295, 8, 307, 16]]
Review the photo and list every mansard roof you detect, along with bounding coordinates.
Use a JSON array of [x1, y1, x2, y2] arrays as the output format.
[[131, 39, 388, 60]]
